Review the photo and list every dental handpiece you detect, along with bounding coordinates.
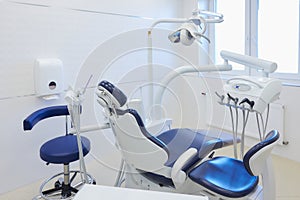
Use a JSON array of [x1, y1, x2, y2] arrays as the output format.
[[215, 92, 225, 103], [239, 98, 255, 109], [227, 93, 238, 105]]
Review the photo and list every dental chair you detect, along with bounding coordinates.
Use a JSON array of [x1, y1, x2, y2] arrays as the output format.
[[95, 80, 237, 193], [96, 80, 280, 199], [23, 105, 96, 200], [188, 129, 279, 199]]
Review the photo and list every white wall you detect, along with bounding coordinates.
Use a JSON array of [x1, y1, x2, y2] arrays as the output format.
[[0, 0, 188, 194]]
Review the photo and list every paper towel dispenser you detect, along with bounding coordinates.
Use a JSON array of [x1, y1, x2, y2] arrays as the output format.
[[34, 58, 64, 99]]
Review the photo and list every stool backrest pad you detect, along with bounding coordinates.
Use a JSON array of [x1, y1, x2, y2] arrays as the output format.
[[23, 105, 70, 131]]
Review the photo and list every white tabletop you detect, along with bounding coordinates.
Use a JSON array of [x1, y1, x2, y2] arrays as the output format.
[[73, 184, 208, 200]]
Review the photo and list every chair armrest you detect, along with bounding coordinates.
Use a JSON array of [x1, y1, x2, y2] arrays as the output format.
[[171, 148, 197, 188], [23, 105, 69, 131]]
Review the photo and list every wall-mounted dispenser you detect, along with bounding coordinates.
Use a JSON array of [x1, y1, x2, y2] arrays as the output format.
[[34, 58, 64, 100]]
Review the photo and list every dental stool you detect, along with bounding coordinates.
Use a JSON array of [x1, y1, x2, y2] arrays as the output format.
[[188, 130, 280, 199], [23, 105, 96, 200], [96, 80, 237, 192]]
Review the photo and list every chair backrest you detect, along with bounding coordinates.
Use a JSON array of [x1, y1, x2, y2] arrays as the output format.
[[23, 105, 70, 131], [96, 80, 169, 172], [243, 130, 280, 176]]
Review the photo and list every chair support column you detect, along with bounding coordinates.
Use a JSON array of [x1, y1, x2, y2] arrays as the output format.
[[63, 164, 70, 185]]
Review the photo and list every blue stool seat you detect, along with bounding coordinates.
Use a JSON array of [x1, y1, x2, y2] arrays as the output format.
[[40, 134, 91, 164], [188, 157, 259, 198]]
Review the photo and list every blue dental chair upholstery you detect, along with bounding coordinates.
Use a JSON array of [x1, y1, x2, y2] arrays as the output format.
[[23, 105, 94, 199], [128, 108, 230, 171], [96, 80, 237, 189], [188, 130, 279, 199]]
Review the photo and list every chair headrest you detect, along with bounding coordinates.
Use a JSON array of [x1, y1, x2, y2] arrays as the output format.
[[97, 80, 127, 108]]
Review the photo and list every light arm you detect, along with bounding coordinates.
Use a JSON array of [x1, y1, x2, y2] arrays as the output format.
[[192, 9, 224, 23], [148, 18, 191, 33], [220, 50, 277, 77], [154, 64, 232, 106]]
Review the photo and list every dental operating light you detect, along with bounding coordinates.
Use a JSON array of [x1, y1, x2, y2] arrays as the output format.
[[168, 19, 211, 45], [167, 10, 224, 45], [149, 18, 206, 45], [146, 10, 226, 120], [148, 10, 224, 46], [147, 9, 225, 109]]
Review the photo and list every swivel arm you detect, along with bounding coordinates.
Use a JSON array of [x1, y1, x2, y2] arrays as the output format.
[[23, 105, 70, 131]]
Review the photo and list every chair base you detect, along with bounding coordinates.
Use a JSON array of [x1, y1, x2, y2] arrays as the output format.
[[33, 170, 96, 200]]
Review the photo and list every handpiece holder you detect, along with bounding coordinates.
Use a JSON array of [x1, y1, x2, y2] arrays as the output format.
[[216, 93, 254, 113], [223, 76, 281, 114]]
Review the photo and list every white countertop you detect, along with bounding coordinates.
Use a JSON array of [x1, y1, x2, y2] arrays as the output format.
[[73, 184, 208, 200]]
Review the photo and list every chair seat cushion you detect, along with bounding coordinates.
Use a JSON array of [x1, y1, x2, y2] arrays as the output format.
[[188, 157, 259, 198], [40, 135, 91, 164]]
